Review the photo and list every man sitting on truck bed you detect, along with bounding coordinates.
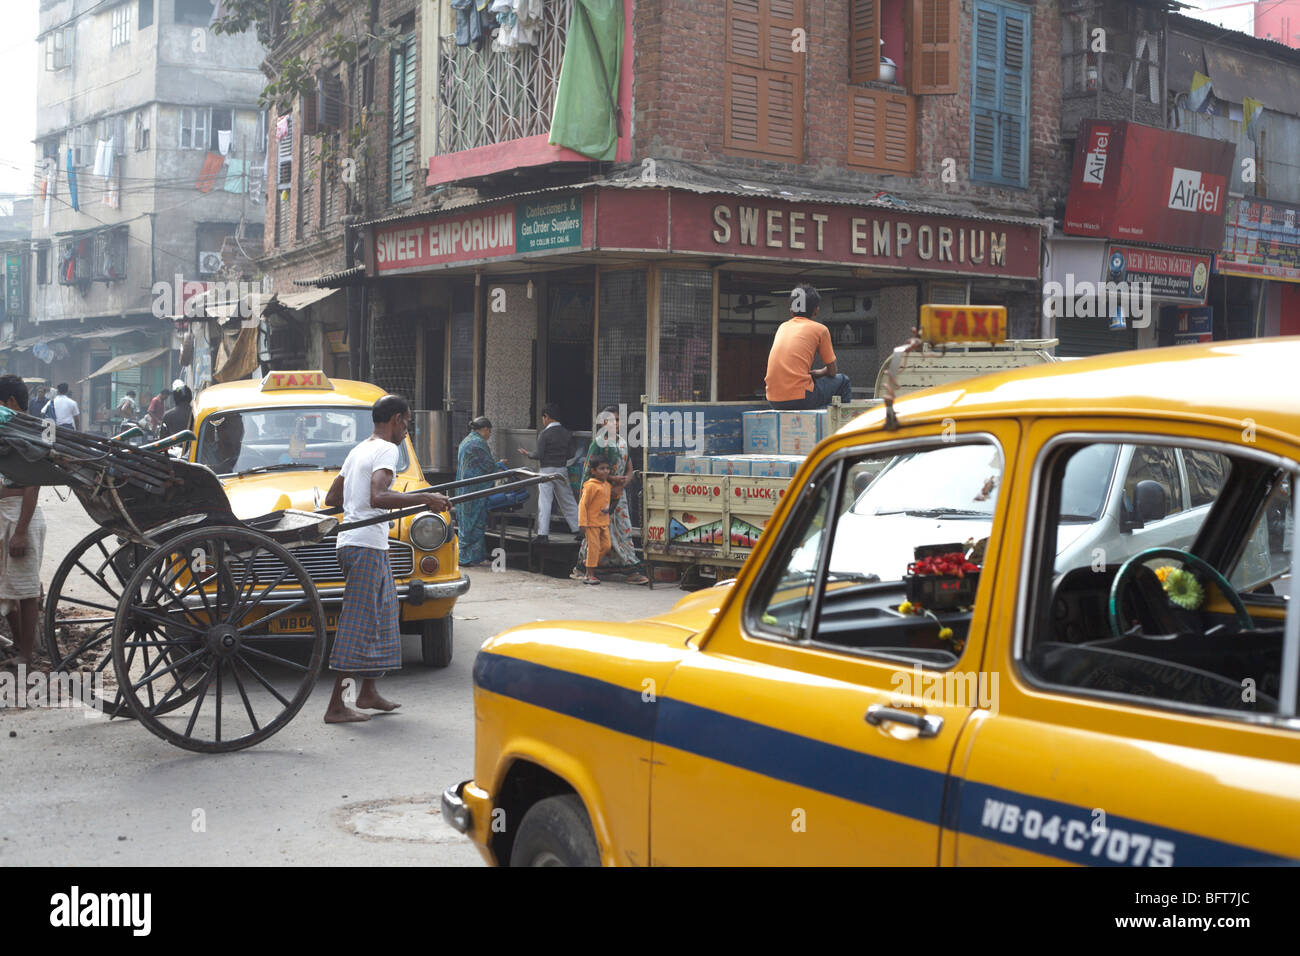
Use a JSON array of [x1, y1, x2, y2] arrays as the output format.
[[765, 284, 853, 410]]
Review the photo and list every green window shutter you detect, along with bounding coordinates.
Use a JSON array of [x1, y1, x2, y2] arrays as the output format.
[[402, 35, 418, 136], [970, 0, 1030, 188], [391, 45, 406, 141]]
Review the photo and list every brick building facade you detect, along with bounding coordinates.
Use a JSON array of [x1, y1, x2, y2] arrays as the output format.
[[244, 0, 1062, 477]]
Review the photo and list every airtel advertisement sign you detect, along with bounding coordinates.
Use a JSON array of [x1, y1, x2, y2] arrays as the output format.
[[1064, 120, 1235, 250]]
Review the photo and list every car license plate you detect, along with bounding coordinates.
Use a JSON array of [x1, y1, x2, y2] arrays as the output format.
[[269, 611, 339, 634]]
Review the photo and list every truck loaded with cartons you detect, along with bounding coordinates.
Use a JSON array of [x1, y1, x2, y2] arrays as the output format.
[[641, 316, 1059, 586]]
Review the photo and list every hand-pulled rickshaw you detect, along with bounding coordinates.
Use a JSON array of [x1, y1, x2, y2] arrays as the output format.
[[1, 410, 555, 753]]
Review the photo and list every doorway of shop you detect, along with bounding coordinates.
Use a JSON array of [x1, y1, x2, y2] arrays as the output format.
[[545, 280, 594, 430]]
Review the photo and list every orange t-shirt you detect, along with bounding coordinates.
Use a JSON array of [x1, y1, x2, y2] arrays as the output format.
[[579, 478, 611, 527], [765, 317, 837, 402]]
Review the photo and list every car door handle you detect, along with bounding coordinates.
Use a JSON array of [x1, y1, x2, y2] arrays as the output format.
[[865, 705, 944, 738]]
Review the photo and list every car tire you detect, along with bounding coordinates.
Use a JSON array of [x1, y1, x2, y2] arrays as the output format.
[[509, 794, 600, 867], [420, 616, 453, 667]]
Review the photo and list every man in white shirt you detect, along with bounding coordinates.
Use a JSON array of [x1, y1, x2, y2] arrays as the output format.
[[51, 382, 80, 430], [322, 394, 451, 724]]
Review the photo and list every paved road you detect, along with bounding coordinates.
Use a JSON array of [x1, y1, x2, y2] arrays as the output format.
[[0, 491, 687, 865]]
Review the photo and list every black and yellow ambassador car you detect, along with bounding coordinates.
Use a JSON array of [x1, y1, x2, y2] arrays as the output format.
[[189, 371, 467, 665], [445, 338, 1300, 865]]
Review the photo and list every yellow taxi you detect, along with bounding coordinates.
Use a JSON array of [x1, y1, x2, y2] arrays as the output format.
[[443, 333, 1300, 865], [189, 371, 467, 665]]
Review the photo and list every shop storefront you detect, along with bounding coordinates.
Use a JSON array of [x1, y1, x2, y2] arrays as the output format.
[[1213, 195, 1300, 340], [364, 184, 1044, 455], [1053, 119, 1235, 355]]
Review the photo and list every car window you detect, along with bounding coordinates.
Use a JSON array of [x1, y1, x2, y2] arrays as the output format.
[[1230, 474, 1294, 595], [1124, 445, 1184, 514], [1184, 449, 1230, 507], [749, 439, 1002, 668], [196, 406, 410, 475], [1024, 439, 1293, 721]]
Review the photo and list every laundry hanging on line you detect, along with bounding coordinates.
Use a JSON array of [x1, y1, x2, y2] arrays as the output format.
[[196, 152, 226, 192]]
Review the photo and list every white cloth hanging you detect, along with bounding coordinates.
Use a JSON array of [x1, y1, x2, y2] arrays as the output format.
[[93, 139, 111, 177], [218, 130, 233, 155]]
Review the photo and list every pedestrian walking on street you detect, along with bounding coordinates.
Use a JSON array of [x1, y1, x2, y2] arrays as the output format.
[[578, 453, 613, 585], [116, 390, 138, 420], [50, 382, 80, 431], [518, 403, 581, 542], [322, 394, 450, 723], [571, 405, 649, 584], [456, 416, 497, 567], [28, 385, 47, 418], [765, 283, 853, 410], [0, 376, 45, 669], [146, 389, 165, 434]]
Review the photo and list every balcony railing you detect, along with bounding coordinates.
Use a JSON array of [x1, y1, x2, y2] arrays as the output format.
[[435, 0, 574, 155]]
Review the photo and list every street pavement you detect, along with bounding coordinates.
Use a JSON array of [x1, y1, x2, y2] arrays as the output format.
[[0, 489, 686, 866]]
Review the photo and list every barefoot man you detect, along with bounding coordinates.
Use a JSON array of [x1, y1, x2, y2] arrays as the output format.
[[322, 394, 450, 723]]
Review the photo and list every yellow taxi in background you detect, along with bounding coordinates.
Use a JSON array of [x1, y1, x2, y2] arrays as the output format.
[[444, 334, 1300, 865], [190, 371, 467, 665]]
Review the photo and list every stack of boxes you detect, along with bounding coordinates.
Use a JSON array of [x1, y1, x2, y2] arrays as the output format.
[[663, 409, 826, 477]]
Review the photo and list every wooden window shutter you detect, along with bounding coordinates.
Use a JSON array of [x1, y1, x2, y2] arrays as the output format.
[[912, 0, 957, 93], [725, 66, 805, 161], [402, 35, 418, 136], [999, 7, 1028, 184], [276, 116, 293, 189], [391, 43, 406, 141], [301, 88, 319, 135], [727, 0, 764, 68], [317, 73, 343, 130], [849, 0, 879, 84], [969, 0, 1029, 186], [765, 0, 805, 71], [970, 3, 999, 181], [847, 88, 914, 174]]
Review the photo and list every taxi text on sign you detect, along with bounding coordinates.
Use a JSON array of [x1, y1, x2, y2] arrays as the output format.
[[261, 371, 333, 391], [919, 306, 1007, 345]]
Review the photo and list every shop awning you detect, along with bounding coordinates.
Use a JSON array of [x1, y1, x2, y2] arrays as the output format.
[[177, 287, 269, 324], [268, 287, 340, 312], [81, 346, 171, 382], [65, 325, 158, 340], [292, 266, 365, 288]]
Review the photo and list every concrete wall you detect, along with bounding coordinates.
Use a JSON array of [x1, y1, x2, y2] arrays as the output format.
[[483, 282, 537, 433]]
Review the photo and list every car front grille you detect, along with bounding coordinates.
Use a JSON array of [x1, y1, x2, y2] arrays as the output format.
[[234, 536, 415, 583]]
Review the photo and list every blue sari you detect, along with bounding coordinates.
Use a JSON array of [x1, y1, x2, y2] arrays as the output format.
[[456, 431, 495, 565]]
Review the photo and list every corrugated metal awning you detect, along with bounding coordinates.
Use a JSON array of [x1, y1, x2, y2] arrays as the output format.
[[356, 162, 1049, 232], [80, 347, 171, 382], [291, 266, 365, 288], [268, 287, 341, 312]]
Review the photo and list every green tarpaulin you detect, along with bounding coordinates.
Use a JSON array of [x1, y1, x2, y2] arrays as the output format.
[[548, 0, 624, 161]]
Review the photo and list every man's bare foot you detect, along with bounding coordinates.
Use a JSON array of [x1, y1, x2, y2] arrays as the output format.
[[324, 705, 372, 723], [356, 692, 401, 712]]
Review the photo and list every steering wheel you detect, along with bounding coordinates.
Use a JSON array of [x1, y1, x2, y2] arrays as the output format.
[[1107, 546, 1253, 638]]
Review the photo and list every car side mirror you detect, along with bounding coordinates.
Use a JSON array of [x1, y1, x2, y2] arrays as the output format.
[[1134, 479, 1168, 523]]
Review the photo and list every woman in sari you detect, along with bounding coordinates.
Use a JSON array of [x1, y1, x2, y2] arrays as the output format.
[[456, 417, 497, 567], [571, 406, 650, 584]]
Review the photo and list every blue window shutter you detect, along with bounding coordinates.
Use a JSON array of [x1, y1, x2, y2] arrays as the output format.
[[970, 0, 1030, 187]]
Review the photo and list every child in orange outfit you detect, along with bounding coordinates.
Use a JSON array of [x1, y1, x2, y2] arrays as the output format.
[[578, 455, 612, 585]]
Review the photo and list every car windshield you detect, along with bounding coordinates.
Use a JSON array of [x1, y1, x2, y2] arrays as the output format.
[[853, 443, 1004, 518], [196, 406, 409, 476]]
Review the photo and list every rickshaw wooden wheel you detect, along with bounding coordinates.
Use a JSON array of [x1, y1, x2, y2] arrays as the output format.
[[43, 527, 206, 718], [111, 526, 326, 754]]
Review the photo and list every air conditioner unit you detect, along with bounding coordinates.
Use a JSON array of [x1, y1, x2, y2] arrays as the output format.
[[199, 251, 224, 276]]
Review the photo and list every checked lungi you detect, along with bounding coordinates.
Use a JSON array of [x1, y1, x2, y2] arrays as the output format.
[[330, 546, 401, 678]]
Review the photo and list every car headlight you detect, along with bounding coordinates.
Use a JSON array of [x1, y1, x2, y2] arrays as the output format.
[[410, 513, 449, 551]]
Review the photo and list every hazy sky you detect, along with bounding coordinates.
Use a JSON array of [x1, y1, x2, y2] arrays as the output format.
[[0, 4, 39, 198]]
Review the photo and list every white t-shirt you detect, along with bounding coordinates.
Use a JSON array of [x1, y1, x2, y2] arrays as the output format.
[[336, 436, 400, 551], [51, 394, 79, 427]]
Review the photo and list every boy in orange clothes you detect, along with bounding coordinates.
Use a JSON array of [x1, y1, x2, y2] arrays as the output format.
[[578, 454, 612, 585]]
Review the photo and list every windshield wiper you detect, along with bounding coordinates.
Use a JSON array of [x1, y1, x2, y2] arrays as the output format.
[[1057, 512, 1099, 522], [876, 508, 989, 518], [232, 463, 332, 477]]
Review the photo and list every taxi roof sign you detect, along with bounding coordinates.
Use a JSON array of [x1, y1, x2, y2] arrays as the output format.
[[919, 305, 1007, 346], [261, 371, 334, 391]]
